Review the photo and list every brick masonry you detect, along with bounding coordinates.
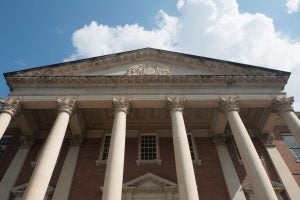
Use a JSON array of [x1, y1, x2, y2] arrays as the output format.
[[0, 126, 300, 199]]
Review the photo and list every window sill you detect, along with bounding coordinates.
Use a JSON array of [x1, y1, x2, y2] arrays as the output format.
[[95, 160, 107, 166], [192, 159, 202, 165], [136, 159, 162, 165]]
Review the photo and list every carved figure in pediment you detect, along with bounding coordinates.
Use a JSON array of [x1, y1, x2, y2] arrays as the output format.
[[126, 64, 171, 75]]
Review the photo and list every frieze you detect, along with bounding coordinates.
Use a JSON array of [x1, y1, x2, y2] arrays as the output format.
[[5, 75, 289, 89]]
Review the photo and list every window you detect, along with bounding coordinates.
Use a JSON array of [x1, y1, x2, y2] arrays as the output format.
[[136, 134, 161, 165], [187, 135, 196, 160], [282, 134, 300, 161], [187, 134, 201, 165], [0, 135, 12, 157], [230, 136, 243, 164], [96, 135, 111, 166], [101, 135, 111, 160]]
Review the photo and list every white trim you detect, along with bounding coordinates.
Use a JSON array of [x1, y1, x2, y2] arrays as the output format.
[[96, 134, 111, 166], [136, 133, 162, 165], [187, 133, 202, 165]]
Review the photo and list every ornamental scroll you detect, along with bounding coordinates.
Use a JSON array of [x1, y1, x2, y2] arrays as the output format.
[[125, 64, 171, 75]]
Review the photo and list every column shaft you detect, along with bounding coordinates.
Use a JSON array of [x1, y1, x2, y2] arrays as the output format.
[[102, 111, 127, 200], [0, 148, 30, 200], [23, 111, 71, 200], [170, 110, 199, 200], [266, 145, 300, 200], [52, 144, 81, 200], [215, 143, 246, 200], [0, 98, 20, 140], [0, 113, 12, 139], [227, 111, 278, 200], [281, 111, 300, 145]]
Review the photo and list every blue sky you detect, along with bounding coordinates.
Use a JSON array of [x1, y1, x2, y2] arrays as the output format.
[[1, 0, 300, 108]]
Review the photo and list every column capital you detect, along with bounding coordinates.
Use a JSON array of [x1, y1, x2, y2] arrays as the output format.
[[218, 96, 239, 113], [0, 97, 21, 117], [112, 97, 131, 114], [261, 133, 275, 147], [272, 96, 294, 113], [57, 97, 76, 115], [212, 134, 228, 145], [166, 97, 185, 113], [19, 135, 36, 149], [68, 135, 84, 146]]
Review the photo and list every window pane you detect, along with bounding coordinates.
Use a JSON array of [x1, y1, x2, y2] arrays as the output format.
[[282, 135, 300, 160], [187, 135, 195, 160], [140, 135, 157, 160], [102, 136, 111, 160]]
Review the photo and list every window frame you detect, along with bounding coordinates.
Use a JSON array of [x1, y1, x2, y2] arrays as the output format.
[[187, 134, 201, 165], [96, 134, 111, 166], [136, 133, 162, 165], [281, 133, 300, 162], [0, 135, 12, 158]]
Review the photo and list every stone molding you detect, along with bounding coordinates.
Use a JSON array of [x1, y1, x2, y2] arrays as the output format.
[[6, 75, 289, 90], [218, 96, 240, 113], [212, 134, 228, 145], [272, 96, 294, 114], [113, 97, 131, 114], [261, 133, 275, 147], [0, 97, 21, 117], [68, 135, 84, 146], [19, 135, 36, 149], [57, 97, 76, 115], [166, 97, 185, 113], [7, 48, 284, 77]]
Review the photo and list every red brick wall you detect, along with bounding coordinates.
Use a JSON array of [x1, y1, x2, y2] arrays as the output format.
[[69, 137, 229, 200], [0, 127, 21, 180], [195, 137, 230, 200], [11, 139, 69, 200], [274, 125, 300, 186]]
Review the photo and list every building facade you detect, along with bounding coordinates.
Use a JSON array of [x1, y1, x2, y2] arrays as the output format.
[[0, 48, 300, 200]]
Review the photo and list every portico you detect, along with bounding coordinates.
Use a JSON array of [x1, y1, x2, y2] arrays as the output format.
[[1, 48, 299, 200]]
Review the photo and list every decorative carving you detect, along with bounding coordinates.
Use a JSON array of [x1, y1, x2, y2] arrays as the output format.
[[261, 133, 275, 147], [113, 97, 131, 114], [219, 96, 239, 113], [126, 63, 171, 75], [166, 97, 185, 113], [272, 96, 294, 113], [57, 97, 76, 115], [6, 75, 289, 90], [0, 97, 21, 117], [212, 134, 228, 145], [68, 135, 84, 146], [19, 135, 36, 149]]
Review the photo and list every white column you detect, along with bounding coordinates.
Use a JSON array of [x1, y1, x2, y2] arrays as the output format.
[[102, 97, 130, 200], [273, 96, 300, 145], [0, 98, 21, 140], [167, 97, 199, 200], [0, 136, 33, 200], [219, 97, 278, 200], [22, 97, 76, 200], [52, 136, 83, 200], [262, 136, 300, 200], [213, 135, 247, 200]]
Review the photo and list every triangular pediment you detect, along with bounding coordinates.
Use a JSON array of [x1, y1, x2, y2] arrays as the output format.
[[5, 48, 289, 77], [123, 173, 177, 189], [11, 183, 54, 197]]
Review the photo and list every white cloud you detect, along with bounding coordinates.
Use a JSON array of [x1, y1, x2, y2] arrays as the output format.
[[286, 0, 300, 13], [66, 0, 300, 110], [64, 10, 177, 61]]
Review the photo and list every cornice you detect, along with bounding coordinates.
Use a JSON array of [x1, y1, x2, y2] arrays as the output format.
[[6, 74, 289, 90]]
